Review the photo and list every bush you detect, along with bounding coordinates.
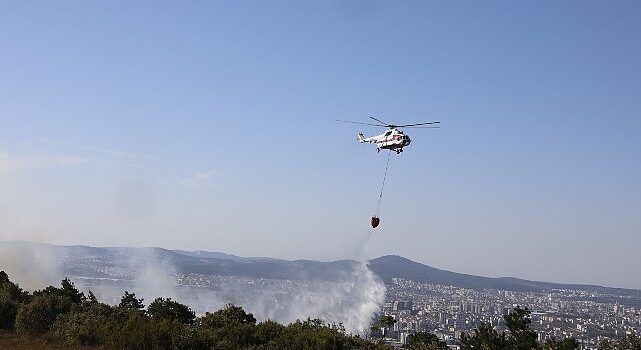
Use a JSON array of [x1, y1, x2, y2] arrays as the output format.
[[33, 277, 85, 304], [51, 301, 116, 346], [106, 311, 197, 350], [599, 335, 641, 350], [0, 295, 19, 329], [0, 271, 29, 303], [275, 319, 372, 350], [118, 291, 145, 310], [405, 331, 448, 350], [254, 319, 285, 344], [147, 297, 196, 324], [15, 294, 73, 335]]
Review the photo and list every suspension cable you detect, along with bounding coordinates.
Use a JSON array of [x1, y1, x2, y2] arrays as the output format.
[[376, 150, 392, 216]]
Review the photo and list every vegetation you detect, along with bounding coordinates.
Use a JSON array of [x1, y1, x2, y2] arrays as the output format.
[[598, 334, 641, 350], [405, 331, 448, 350], [460, 307, 574, 350], [371, 314, 397, 343], [0, 271, 617, 350]]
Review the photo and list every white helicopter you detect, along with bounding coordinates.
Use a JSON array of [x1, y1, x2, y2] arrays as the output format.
[[336, 116, 440, 154]]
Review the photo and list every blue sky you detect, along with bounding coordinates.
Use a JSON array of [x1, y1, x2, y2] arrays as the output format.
[[1, 1, 640, 288]]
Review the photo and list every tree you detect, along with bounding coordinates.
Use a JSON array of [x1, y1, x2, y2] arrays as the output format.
[[504, 307, 537, 350], [617, 335, 641, 350], [32, 277, 85, 304], [195, 305, 258, 350], [405, 332, 448, 350], [87, 290, 98, 303], [0, 270, 29, 302], [254, 319, 285, 344], [274, 318, 371, 350], [598, 335, 641, 350], [460, 322, 507, 350], [542, 338, 579, 350], [51, 301, 115, 346], [147, 297, 196, 324], [0, 271, 27, 330], [15, 294, 73, 335], [0, 271, 8, 284], [370, 315, 396, 343], [0, 295, 18, 329], [199, 304, 256, 329], [118, 291, 144, 310], [61, 278, 86, 303]]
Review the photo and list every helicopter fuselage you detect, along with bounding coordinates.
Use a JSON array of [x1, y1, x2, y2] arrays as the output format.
[[358, 128, 411, 154]]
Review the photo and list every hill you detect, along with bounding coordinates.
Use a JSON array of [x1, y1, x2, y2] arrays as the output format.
[[367, 255, 634, 293], [1, 241, 638, 296]]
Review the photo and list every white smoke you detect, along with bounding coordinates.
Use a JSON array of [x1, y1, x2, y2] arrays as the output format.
[[0, 240, 386, 334], [127, 248, 180, 302], [265, 260, 385, 333], [120, 252, 386, 333], [0, 241, 63, 290]]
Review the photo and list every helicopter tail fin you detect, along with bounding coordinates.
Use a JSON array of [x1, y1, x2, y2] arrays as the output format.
[[357, 133, 366, 143]]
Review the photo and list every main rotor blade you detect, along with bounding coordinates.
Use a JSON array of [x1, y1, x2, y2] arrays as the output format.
[[402, 125, 441, 128], [335, 119, 386, 127], [395, 121, 441, 127], [369, 116, 390, 126]]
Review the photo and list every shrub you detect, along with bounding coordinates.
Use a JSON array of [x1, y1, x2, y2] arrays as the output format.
[[15, 294, 73, 335], [51, 301, 115, 346], [0, 295, 19, 329], [147, 297, 196, 324]]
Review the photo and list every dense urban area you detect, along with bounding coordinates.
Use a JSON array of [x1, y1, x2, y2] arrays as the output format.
[[380, 278, 641, 348], [168, 274, 641, 349], [171, 273, 641, 349]]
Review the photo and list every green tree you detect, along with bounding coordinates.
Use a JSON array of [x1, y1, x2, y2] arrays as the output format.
[[0, 270, 30, 302], [108, 312, 175, 350], [460, 322, 508, 350], [505, 307, 537, 350], [51, 301, 115, 346], [599, 339, 616, 350], [254, 319, 285, 345], [147, 297, 196, 324], [199, 303, 256, 329], [33, 277, 85, 304], [0, 295, 18, 329], [118, 290, 145, 310], [617, 335, 641, 350], [87, 290, 98, 303], [405, 331, 448, 350], [599, 335, 641, 350], [542, 337, 579, 350], [196, 304, 257, 350], [370, 315, 396, 344], [15, 294, 73, 335], [274, 318, 373, 350]]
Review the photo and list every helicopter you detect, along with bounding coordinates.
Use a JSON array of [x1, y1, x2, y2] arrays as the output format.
[[336, 116, 440, 154]]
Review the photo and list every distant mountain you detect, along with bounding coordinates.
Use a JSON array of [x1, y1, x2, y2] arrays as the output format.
[[171, 249, 279, 263], [369, 255, 610, 292], [1, 241, 638, 296]]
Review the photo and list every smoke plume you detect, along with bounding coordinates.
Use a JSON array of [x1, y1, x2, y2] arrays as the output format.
[[0, 240, 386, 334]]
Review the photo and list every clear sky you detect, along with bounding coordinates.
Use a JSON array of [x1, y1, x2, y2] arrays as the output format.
[[1, 1, 640, 289]]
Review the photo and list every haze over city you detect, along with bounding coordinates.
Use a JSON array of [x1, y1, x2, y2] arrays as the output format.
[[1, 1, 640, 290]]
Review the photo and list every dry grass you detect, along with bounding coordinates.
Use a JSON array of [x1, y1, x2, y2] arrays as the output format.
[[0, 330, 94, 350]]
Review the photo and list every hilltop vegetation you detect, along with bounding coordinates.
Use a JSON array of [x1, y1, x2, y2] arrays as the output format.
[[1, 271, 635, 350]]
